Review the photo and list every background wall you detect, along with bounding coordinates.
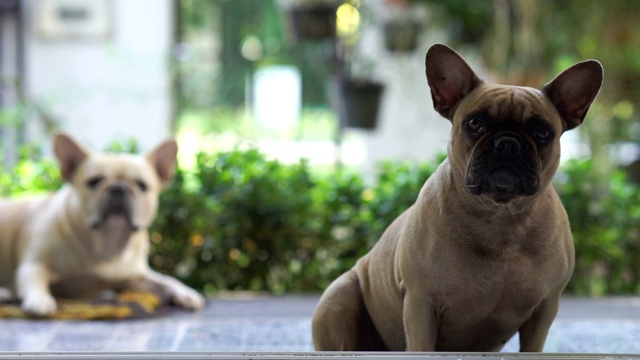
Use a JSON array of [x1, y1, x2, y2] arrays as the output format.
[[23, 0, 173, 152]]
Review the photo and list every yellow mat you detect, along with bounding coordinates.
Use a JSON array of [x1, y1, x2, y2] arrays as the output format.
[[0, 290, 162, 320]]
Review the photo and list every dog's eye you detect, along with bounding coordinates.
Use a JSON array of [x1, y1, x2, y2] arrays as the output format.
[[534, 126, 552, 142], [86, 176, 104, 189], [466, 118, 486, 135], [136, 180, 148, 192]]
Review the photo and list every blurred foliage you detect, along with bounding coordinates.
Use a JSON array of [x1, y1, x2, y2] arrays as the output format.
[[103, 137, 140, 154], [418, 1, 640, 92], [175, 0, 640, 107], [0, 145, 61, 197], [150, 149, 443, 294], [1, 147, 639, 295], [175, 0, 333, 110], [555, 158, 640, 296]]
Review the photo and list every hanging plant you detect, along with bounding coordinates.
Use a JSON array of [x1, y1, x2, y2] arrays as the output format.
[[329, 2, 385, 131], [332, 76, 384, 130], [382, 0, 425, 53], [279, 0, 342, 43], [384, 21, 422, 52]]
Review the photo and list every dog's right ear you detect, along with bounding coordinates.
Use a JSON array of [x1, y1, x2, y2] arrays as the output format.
[[146, 139, 178, 189], [54, 133, 89, 182], [425, 44, 483, 120]]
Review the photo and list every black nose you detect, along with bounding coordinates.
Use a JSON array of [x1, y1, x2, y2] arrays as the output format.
[[109, 184, 127, 197], [494, 136, 521, 154]]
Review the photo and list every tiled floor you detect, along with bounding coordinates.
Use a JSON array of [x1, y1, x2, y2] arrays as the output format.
[[0, 295, 639, 354]]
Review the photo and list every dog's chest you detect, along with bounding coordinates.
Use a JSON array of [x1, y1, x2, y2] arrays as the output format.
[[435, 261, 547, 351]]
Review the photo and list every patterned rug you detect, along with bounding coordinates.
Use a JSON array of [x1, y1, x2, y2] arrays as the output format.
[[0, 290, 163, 320]]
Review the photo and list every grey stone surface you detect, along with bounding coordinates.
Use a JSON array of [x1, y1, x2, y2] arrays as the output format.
[[0, 295, 638, 353]]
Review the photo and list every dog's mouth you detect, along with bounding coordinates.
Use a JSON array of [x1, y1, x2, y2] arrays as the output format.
[[464, 132, 541, 204], [465, 165, 539, 204], [89, 200, 139, 231]]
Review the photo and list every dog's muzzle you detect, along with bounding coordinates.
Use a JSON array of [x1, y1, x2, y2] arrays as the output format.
[[464, 133, 540, 203], [90, 183, 139, 230]]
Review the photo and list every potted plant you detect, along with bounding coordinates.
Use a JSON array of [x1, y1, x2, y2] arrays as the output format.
[[278, 0, 342, 43], [332, 74, 384, 130], [382, 0, 425, 53], [331, 41, 385, 130], [328, 2, 385, 131], [384, 21, 422, 52]]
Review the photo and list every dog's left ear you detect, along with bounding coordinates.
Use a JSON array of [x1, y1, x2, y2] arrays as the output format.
[[54, 133, 89, 182], [146, 139, 178, 188], [542, 60, 603, 131], [425, 43, 483, 120]]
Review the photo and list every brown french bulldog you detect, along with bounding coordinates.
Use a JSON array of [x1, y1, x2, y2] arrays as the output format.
[[0, 133, 205, 316], [312, 44, 603, 351]]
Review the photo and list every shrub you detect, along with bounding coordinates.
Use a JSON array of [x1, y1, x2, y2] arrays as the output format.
[[555, 158, 640, 295], [192, 149, 317, 293], [147, 149, 444, 294], [0, 146, 61, 196]]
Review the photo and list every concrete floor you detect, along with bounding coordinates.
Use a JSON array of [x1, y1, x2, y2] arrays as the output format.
[[0, 295, 638, 356]]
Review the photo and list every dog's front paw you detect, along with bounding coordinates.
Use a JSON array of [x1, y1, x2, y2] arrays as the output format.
[[171, 286, 205, 311], [21, 293, 57, 317]]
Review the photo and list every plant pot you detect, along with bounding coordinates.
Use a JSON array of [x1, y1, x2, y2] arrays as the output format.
[[287, 4, 338, 43], [384, 21, 421, 52], [333, 78, 385, 130]]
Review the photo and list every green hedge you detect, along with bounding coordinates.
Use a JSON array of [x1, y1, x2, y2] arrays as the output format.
[[555, 158, 640, 295], [150, 149, 442, 294], [0, 147, 63, 196], [1, 148, 639, 296]]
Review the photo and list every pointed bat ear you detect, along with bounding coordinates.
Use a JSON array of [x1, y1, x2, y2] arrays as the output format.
[[542, 60, 603, 131], [425, 43, 483, 120], [53, 133, 89, 182], [145, 139, 178, 188]]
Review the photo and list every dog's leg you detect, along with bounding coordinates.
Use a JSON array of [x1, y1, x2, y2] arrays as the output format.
[[134, 269, 205, 311], [518, 296, 561, 352], [403, 293, 438, 351], [312, 270, 387, 351], [16, 262, 57, 316]]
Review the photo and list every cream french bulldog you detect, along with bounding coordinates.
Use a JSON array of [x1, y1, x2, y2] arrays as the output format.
[[0, 133, 205, 316], [312, 44, 603, 351]]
